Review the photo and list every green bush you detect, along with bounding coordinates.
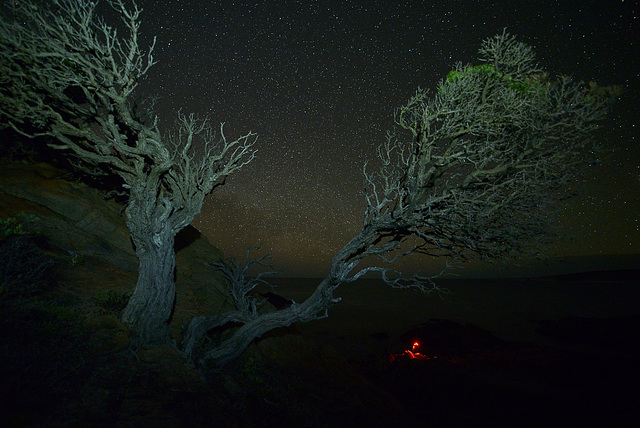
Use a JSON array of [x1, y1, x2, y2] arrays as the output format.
[[0, 217, 25, 237]]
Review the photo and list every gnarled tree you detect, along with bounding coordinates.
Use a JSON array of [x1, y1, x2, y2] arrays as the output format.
[[0, 0, 256, 345], [183, 30, 618, 366]]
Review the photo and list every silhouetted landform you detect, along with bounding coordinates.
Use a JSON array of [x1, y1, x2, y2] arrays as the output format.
[[538, 269, 640, 282], [530, 253, 640, 278], [364, 317, 640, 426], [260, 291, 293, 309], [444, 253, 640, 279], [535, 315, 640, 351]]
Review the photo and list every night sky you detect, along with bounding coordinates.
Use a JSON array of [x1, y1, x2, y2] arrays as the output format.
[[126, 0, 638, 277]]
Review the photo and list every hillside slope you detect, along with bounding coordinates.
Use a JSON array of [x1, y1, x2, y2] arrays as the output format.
[[0, 160, 410, 427]]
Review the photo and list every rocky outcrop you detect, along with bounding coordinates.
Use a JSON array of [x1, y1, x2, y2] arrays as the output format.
[[0, 161, 137, 270], [0, 161, 229, 327]]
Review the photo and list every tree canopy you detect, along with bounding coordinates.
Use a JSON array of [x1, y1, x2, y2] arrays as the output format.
[[182, 31, 619, 365], [0, 0, 256, 345]]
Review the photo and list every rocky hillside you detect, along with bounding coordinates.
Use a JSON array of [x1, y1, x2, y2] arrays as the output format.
[[0, 161, 234, 331], [0, 160, 410, 427]]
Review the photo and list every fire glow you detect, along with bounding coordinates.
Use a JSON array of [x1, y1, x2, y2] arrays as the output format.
[[388, 340, 470, 369], [390, 341, 438, 361]]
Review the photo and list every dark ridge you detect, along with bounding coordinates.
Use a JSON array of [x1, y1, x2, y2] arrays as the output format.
[[539, 269, 640, 282], [260, 291, 293, 310]]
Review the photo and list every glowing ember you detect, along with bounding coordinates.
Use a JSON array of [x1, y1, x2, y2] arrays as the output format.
[[388, 341, 438, 361], [405, 341, 429, 358], [388, 342, 470, 368]]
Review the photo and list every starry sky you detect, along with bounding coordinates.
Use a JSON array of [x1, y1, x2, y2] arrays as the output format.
[[123, 0, 638, 277]]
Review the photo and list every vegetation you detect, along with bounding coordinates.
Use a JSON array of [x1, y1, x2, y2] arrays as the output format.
[[183, 30, 618, 366], [0, 0, 255, 345], [94, 289, 132, 314], [0, 0, 618, 366]]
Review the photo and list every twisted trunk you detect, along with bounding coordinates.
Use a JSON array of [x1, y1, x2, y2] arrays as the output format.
[[121, 230, 175, 345], [121, 185, 177, 346], [200, 277, 339, 365], [187, 228, 380, 366]]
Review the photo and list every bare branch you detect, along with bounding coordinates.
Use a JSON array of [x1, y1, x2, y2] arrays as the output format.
[[0, 0, 257, 346], [0, 0, 162, 184], [360, 30, 617, 267], [213, 246, 281, 318], [165, 113, 257, 232], [187, 32, 616, 366]]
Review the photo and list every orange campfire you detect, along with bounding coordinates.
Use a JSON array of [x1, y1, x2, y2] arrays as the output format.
[[388, 340, 471, 369], [389, 341, 438, 362]]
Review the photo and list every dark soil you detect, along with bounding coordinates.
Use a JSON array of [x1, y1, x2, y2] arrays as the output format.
[[4, 286, 638, 428], [2, 241, 638, 427], [355, 317, 640, 427]]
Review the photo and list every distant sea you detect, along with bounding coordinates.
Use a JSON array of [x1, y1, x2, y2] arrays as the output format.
[[268, 274, 640, 347]]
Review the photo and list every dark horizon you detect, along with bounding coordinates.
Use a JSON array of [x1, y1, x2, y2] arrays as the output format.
[[258, 253, 640, 280]]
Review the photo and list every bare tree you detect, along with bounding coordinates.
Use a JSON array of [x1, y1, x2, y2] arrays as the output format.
[[0, 0, 256, 345], [181, 246, 281, 359], [182, 30, 618, 366]]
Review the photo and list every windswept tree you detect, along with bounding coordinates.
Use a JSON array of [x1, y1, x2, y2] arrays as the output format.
[[183, 31, 618, 366], [0, 0, 256, 345]]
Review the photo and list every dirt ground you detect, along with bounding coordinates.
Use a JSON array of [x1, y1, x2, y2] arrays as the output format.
[[273, 276, 640, 426], [3, 262, 639, 427]]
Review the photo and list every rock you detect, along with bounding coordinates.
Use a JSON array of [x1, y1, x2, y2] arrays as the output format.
[[173, 224, 228, 332], [0, 161, 137, 270], [0, 160, 229, 326]]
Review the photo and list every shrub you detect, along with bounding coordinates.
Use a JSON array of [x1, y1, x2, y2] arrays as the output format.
[[0, 216, 25, 237]]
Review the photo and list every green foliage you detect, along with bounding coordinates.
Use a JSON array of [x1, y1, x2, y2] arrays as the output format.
[[29, 297, 79, 324], [0, 216, 25, 237], [0, 213, 38, 237], [442, 62, 547, 96], [444, 63, 497, 85], [94, 289, 131, 314]]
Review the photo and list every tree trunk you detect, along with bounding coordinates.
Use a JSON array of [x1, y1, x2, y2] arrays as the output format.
[[121, 188, 177, 346], [201, 277, 339, 366], [121, 227, 176, 345], [188, 231, 377, 366]]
